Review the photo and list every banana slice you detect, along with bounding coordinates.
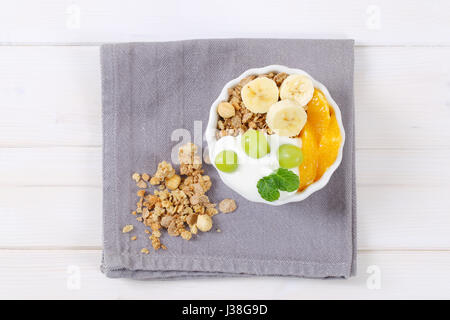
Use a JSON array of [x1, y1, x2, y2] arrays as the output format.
[[280, 74, 314, 107], [266, 100, 307, 137], [241, 77, 279, 113]]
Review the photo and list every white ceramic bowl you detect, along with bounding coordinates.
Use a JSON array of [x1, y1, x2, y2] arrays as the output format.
[[205, 65, 345, 205]]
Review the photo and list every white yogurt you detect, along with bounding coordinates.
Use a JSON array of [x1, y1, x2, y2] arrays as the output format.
[[212, 133, 302, 203]]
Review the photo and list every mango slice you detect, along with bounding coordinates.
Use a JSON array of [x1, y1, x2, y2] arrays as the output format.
[[305, 89, 331, 142], [317, 108, 342, 178], [298, 89, 342, 192], [298, 122, 319, 192]]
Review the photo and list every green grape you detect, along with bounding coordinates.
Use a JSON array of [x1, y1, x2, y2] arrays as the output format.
[[241, 129, 270, 159], [215, 150, 239, 173], [277, 144, 303, 169]]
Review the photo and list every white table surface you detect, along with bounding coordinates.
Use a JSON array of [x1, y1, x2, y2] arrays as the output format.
[[1, 0, 449, 299]]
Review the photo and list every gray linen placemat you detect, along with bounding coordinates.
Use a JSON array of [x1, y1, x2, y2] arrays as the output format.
[[101, 39, 356, 279]]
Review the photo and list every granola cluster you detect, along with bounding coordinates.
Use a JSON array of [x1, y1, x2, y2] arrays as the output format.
[[125, 143, 236, 253], [216, 72, 288, 138]]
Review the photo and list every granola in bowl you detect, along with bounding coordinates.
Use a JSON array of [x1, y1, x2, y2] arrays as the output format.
[[206, 65, 346, 205], [216, 72, 291, 139]]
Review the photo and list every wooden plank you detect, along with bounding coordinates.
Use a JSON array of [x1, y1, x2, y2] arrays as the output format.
[[0, 187, 102, 248], [357, 149, 450, 187], [0, 46, 101, 147], [0, 250, 448, 299], [0, 185, 449, 250], [0, 147, 101, 186], [354, 47, 450, 149], [357, 186, 450, 250], [0, 0, 449, 45], [1, 46, 449, 149]]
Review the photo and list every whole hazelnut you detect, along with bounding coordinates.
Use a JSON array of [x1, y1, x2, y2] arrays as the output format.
[[196, 214, 213, 232], [165, 174, 181, 190], [217, 102, 235, 119]]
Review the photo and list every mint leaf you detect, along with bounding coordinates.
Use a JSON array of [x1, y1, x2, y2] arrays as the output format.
[[256, 169, 300, 202], [272, 168, 300, 192], [257, 176, 280, 202]]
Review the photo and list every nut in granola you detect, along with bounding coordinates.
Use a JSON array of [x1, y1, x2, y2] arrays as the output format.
[[128, 143, 236, 252], [165, 174, 181, 190], [217, 102, 235, 119], [196, 214, 213, 232]]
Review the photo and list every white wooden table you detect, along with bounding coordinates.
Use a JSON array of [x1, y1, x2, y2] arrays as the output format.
[[1, 0, 449, 299]]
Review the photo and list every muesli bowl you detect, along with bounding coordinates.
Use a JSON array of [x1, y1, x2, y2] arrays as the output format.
[[205, 65, 345, 205]]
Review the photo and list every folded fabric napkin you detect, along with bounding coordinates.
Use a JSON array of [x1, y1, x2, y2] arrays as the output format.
[[101, 39, 356, 279]]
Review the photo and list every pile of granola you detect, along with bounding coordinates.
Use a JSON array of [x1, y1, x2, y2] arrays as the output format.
[[124, 143, 236, 253], [216, 72, 288, 138]]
